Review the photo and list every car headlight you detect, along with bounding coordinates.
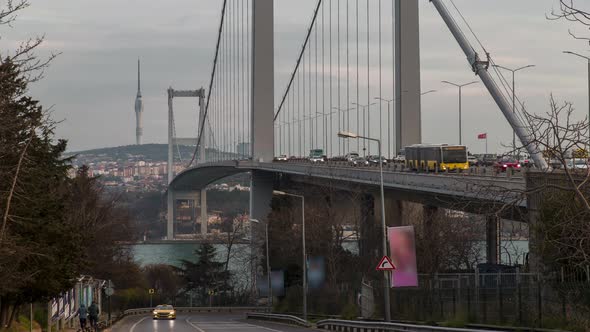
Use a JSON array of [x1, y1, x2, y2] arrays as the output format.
[[170, 310, 176, 315], [153, 310, 157, 314]]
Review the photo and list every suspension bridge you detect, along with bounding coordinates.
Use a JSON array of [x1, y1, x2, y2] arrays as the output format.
[[165, 0, 545, 266]]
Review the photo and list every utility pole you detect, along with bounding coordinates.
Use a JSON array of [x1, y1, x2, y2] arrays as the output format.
[[493, 64, 535, 157], [442, 80, 478, 145], [563, 51, 590, 148]]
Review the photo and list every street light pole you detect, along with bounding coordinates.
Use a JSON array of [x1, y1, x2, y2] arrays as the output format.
[[376, 91, 436, 160], [337, 131, 390, 321], [564, 51, 590, 147], [492, 64, 535, 156], [352, 103, 376, 156], [442, 81, 478, 145], [273, 191, 306, 321], [250, 218, 272, 308]]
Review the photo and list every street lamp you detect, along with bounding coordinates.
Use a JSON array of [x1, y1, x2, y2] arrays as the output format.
[[442, 80, 479, 145], [332, 107, 355, 155], [272, 190, 306, 321], [564, 51, 590, 147], [352, 102, 377, 156], [250, 218, 271, 309], [492, 64, 535, 156], [337, 131, 391, 321], [375, 90, 437, 159]]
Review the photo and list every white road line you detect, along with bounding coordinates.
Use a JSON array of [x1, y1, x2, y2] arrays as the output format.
[[129, 317, 148, 332], [242, 322, 285, 332], [186, 317, 207, 332]]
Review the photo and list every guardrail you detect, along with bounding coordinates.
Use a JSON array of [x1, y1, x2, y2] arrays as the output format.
[[246, 312, 312, 328], [316, 319, 503, 332], [123, 306, 269, 316]]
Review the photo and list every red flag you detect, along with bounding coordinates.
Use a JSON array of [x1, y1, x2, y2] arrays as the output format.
[[477, 133, 487, 139]]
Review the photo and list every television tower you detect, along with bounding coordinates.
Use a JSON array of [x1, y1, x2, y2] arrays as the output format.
[[134, 58, 144, 145]]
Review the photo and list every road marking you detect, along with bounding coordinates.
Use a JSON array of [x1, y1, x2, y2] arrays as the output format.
[[129, 317, 148, 332], [185, 319, 286, 332], [186, 317, 207, 332], [242, 322, 285, 332]]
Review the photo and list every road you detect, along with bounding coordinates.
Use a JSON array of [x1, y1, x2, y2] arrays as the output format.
[[112, 313, 312, 332]]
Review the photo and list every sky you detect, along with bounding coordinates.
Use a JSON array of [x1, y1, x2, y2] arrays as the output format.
[[2, 0, 590, 154]]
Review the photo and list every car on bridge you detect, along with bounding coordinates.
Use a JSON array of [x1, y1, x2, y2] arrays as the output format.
[[467, 155, 479, 166], [367, 155, 387, 165], [345, 152, 360, 162], [153, 304, 176, 320], [350, 156, 369, 167], [493, 157, 521, 172], [274, 155, 288, 162]]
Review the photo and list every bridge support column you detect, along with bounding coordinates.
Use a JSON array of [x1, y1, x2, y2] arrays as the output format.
[[167, 190, 174, 240], [200, 189, 208, 235], [486, 215, 500, 264], [395, 0, 422, 153]]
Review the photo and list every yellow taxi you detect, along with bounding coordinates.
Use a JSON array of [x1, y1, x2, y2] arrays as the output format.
[[152, 304, 176, 320]]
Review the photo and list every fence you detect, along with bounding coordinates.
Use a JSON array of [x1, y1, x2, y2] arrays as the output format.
[[390, 270, 590, 329]]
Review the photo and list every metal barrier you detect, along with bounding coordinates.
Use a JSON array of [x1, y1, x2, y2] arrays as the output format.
[[123, 306, 269, 316], [246, 312, 312, 328], [316, 319, 503, 332]]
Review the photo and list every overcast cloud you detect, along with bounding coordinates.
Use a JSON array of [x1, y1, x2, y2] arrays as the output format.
[[1, 0, 589, 153]]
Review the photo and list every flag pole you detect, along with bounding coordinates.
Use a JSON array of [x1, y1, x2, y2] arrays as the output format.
[[485, 135, 488, 154]]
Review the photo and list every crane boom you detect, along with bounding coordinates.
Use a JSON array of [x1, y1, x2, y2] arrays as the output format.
[[430, 0, 548, 169]]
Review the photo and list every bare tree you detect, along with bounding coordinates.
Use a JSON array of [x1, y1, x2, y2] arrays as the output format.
[[548, 1, 590, 43]]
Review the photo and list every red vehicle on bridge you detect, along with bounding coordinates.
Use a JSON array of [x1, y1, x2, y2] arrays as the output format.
[[493, 156, 521, 172]]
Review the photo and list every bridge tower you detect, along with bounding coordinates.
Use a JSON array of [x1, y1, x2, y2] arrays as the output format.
[[249, 0, 275, 226], [395, 0, 422, 153], [166, 88, 207, 240]]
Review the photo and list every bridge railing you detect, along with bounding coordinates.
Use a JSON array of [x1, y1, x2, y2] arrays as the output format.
[[315, 319, 503, 332]]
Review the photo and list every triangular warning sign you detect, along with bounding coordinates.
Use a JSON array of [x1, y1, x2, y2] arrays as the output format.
[[376, 256, 396, 271]]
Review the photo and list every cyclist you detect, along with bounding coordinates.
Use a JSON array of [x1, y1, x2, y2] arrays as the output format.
[[77, 304, 88, 330], [88, 301, 99, 331]]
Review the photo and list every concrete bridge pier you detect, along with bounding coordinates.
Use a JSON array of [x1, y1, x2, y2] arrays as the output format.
[[486, 215, 500, 264]]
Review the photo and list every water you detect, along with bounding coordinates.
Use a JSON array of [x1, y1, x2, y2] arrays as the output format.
[[131, 243, 253, 288]]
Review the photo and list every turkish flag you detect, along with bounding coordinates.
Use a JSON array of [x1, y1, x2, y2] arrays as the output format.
[[477, 133, 487, 139]]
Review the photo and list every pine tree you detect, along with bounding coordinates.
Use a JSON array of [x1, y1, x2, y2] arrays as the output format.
[[178, 244, 231, 305]]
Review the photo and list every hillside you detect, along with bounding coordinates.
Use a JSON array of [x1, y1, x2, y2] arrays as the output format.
[[67, 144, 198, 162]]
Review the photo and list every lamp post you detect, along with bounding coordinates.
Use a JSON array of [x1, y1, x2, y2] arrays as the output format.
[[332, 107, 355, 155], [563, 51, 590, 147], [492, 64, 535, 156], [352, 102, 377, 156], [442, 80, 478, 145], [337, 131, 390, 321], [273, 190, 306, 321], [250, 218, 271, 308], [376, 90, 436, 159]]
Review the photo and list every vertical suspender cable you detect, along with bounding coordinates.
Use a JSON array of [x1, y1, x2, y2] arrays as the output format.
[[307, 32, 315, 149], [322, 1, 326, 152], [315, 19, 319, 151], [329, 0, 333, 157], [346, 0, 350, 153], [192, 0, 227, 167], [356, 0, 360, 155], [337, 0, 341, 156], [390, 0, 394, 159], [379, 0, 382, 156], [366, 0, 370, 155]]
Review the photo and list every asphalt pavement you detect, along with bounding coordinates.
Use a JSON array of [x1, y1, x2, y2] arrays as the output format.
[[111, 313, 313, 332]]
